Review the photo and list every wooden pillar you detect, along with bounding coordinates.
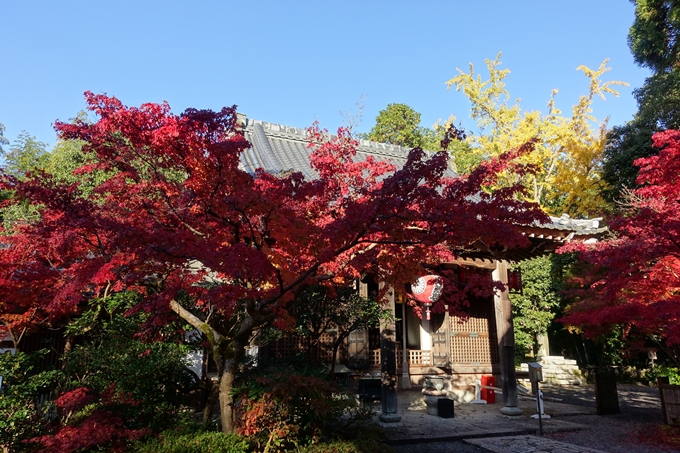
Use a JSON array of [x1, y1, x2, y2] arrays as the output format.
[[379, 285, 402, 424], [493, 260, 522, 415], [400, 297, 411, 389]]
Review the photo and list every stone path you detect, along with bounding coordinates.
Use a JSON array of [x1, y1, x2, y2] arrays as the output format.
[[379, 385, 676, 453], [380, 390, 594, 444], [465, 435, 608, 453]]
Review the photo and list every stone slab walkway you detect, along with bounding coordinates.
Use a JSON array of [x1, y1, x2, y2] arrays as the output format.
[[465, 435, 608, 453], [379, 389, 594, 444], [380, 385, 675, 453]]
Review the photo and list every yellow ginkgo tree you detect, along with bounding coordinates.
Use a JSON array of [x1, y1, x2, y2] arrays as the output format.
[[447, 53, 627, 217]]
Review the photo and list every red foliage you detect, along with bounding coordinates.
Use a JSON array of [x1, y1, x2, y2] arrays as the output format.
[[234, 373, 346, 450], [0, 92, 546, 336], [32, 384, 150, 453], [1, 92, 547, 431], [560, 130, 680, 350], [32, 410, 150, 453], [55, 387, 95, 415]]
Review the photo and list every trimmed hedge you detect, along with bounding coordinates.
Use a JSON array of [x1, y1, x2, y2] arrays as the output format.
[[134, 431, 250, 453]]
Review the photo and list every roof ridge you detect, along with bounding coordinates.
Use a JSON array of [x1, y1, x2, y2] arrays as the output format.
[[244, 118, 422, 156]]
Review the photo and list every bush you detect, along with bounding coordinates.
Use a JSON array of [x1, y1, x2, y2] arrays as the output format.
[[59, 293, 199, 432], [0, 350, 62, 452], [234, 362, 373, 452], [644, 365, 680, 385], [134, 430, 251, 453], [30, 293, 200, 452], [297, 426, 392, 453]]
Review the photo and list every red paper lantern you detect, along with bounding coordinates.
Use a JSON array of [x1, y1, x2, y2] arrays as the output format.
[[411, 275, 443, 320]]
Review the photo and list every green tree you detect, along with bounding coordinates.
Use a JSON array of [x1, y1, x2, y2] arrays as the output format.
[[0, 122, 8, 153], [29, 292, 199, 452], [289, 285, 391, 377], [629, 0, 680, 73], [603, 1, 680, 203], [2, 131, 48, 178], [510, 256, 562, 360], [367, 103, 423, 148], [602, 121, 657, 203], [363, 104, 477, 171]]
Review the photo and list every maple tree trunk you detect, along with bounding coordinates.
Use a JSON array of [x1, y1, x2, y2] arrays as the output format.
[[218, 337, 247, 434], [202, 380, 219, 426]]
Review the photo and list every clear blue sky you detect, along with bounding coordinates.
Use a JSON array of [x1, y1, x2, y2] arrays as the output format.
[[1, 1, 649, 150]]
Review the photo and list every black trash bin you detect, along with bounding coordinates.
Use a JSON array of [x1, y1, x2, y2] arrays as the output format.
[[437, 398, 454, 418]]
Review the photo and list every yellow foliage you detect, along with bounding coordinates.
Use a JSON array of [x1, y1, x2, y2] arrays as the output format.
[[446, 53, 628, 217]]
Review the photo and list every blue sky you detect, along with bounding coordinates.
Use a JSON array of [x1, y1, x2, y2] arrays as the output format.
[[1, 1, 649, 150]]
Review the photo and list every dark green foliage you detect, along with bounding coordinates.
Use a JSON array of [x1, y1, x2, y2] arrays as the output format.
[[133, 426, 390, 453], [603, 0, 680, 203], [285, 285, 391, 377], [510, 256, 562, 361], [367, 103, 425, 149], [0, 350, 63, 452], [635, 70, 680, 129], [602, 121, 656, 204], [629, 0, 680, 72], [298, 442, 390, 453], [134, 429, 251, 453], [60, 292, 198, 432], [603, 70, 680, 205], [298, 423, 393, 453]]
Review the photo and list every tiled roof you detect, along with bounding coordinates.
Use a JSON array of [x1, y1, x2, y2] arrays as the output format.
[[546, 214, 607, 237], [238, 117, 606, 241], [239, 118, 459, 180]]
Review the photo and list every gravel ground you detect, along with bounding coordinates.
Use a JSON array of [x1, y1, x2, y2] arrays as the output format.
[[391, 440, 490, 453], [391, 384, 680, 453], [542, 383, 680, 453]]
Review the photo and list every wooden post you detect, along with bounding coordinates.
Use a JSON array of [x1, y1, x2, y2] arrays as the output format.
[[379, 286, 402, 424], [401, 297, 411, 389], [659, 376, 670, 425], [493, 260, 522, 416]]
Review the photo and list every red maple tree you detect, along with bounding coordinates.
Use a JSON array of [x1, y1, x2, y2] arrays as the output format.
[[0, 93, 546, 432], [560, 129, 680, 365]]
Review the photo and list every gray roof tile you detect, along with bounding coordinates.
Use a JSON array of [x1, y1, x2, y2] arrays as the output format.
[[239, 118, 605, 238]]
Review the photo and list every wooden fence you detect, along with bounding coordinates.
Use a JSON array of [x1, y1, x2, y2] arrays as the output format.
[[659, 377, 680, 426]]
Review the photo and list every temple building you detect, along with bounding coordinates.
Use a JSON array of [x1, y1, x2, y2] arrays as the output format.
[[238, 116, 604, 409]]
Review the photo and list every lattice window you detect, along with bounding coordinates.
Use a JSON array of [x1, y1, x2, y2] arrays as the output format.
[[449, 297, 499, 365], [269, 330, 342, 363], [450, 334, 497, 364], [271, 333, 306, 359], [370, 349, 381, 366], [317, 332, 336, 363]]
